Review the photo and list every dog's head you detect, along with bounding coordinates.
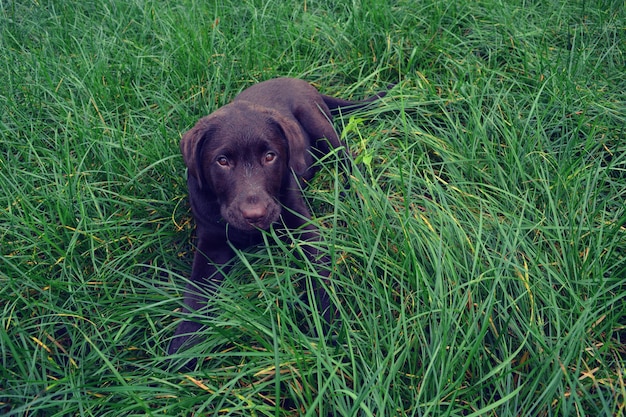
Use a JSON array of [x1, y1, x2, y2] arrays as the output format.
[[180, 102, 310, 231]]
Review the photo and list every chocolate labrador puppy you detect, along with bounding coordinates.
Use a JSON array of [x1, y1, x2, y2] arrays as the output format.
[[169, 78, 387, 358]]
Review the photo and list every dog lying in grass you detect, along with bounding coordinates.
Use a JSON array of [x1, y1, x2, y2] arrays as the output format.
[[169, 78, 388, 360]]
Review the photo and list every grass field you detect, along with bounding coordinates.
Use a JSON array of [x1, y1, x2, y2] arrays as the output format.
[[1, 0, 625, 415]]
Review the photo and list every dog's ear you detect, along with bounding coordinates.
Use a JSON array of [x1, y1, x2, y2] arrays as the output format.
[[180, 117, 215, 189], [266, 111, 309, 176]]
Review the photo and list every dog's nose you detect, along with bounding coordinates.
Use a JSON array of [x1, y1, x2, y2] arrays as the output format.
[[242, 205, 267, 224]]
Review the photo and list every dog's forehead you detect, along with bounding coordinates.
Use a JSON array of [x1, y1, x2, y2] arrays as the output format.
[[205, 106, 287, 154], [203, 123, 286, 157]]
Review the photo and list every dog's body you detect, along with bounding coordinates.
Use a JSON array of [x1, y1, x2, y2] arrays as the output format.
[[169, 78, 386, 358]]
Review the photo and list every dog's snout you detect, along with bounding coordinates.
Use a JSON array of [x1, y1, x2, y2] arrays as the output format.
[[223, 192, 280, 230], [241, 203, 267, 224]]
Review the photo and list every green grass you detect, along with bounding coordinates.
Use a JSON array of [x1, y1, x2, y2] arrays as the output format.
[[1, 0, 624, 415]]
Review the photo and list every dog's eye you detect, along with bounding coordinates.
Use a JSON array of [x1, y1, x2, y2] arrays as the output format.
[[264, 152, 276, 163], [216, 156, 229, 166]]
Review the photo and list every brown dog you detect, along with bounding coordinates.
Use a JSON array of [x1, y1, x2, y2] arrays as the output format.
[[169, 78, 387, 359]]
